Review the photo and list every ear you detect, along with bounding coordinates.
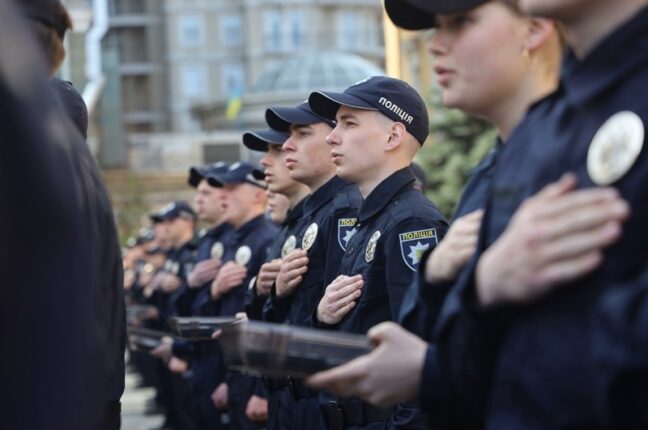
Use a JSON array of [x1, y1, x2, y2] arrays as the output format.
[[523, 18, 555, 53], [385, 122, 408, 153]]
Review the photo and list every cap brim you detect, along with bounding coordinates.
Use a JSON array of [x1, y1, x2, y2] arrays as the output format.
[[265, 107, 324, 132], [188, 166, 207, 187], [206, 174, 225, 188], [385, 0, 488, 30], [308, 91, 378, 121], [242, 130, 289, 152], [384, 0, 437, 30]]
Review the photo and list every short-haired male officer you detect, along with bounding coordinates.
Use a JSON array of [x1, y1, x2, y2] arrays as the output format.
[[241, 129, 310, 428], [262, 101, 363, 430], [207, 161, 280, 430], [308, 76, 448, 429]]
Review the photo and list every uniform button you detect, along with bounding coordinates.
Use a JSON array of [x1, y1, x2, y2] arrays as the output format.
[[347, 247, 354, 255]]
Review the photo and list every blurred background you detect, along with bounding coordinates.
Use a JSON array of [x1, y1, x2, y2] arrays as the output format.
[[61, 0, 494, 241]]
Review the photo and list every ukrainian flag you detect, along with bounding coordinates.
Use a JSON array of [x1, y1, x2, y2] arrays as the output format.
[[226, 89, 242, 122]]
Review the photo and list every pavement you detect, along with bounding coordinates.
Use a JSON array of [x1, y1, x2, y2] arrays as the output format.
[[121, 368, 165, 430]]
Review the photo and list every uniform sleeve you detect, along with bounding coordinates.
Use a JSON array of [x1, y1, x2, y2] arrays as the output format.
[[592, 268, 648, 426], [384, 218, 447, 320]]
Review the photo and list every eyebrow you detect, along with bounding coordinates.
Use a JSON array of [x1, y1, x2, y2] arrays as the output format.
[[292, 124, 313, 132], [337, 113, 359, 122]]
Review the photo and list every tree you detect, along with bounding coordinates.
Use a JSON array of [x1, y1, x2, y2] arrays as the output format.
[[417, 90, 496, 218]]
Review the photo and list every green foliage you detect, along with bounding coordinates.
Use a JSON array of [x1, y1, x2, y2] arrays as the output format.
[[417, 90, 496, 219]]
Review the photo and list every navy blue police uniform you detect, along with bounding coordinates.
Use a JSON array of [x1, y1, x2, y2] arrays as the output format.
[[308, 76, 449, 430], [207, 162, 280, 430], [260, 103, 363, 430], [174, 163, 234, 430], [240, 128, 304, 430], [0, 1, 124, 428], [424, 6, 648, 430]]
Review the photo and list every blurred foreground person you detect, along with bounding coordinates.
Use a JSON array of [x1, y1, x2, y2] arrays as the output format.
[[0, 0, 125, 428]]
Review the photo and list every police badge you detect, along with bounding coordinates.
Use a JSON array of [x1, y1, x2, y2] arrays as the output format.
[[211, 242, 224, 260], [235, 246, 252, 267], [337, 218, 357, 251], [282, 235, 297, 258], [587, 111, 644, 185], [302, 223, 318, 251], [399, 229, 438, 271], [365, 231, 381, 263]]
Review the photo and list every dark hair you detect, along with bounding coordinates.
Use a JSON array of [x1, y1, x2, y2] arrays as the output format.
[[31, 3, 72, 75]]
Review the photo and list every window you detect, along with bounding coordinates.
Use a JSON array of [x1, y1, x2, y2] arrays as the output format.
[[220, 15, 242, 47], [178, 15, 204, 48], [221, 63, 245, 96], [287, 11, 305, 49], [264, 10, 283, 51], [337, 11, 378, 50], [181, 64, 208, 99]]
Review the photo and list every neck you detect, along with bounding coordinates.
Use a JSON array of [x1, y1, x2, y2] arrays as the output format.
[[565, 0, 645, 58], [305, 171, 336, 193], [231, 208, 263, 229], [487, 72, 557, 141], [287, 186, 310, 209], [357, 159, 409, 198], [175, 229, 194, 248]]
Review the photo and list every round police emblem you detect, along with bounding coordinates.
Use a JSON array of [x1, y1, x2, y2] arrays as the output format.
[[171, 262, 180, 275], [587, 111, 644, 185], [235, 245, 252, 267], [211, 242, 224, 260], [163, 260, 172, 272], [302, 223, 319, 251], [365, 231, 381, 263], [282, 235, 297, 258], [184, 263, 195, 274]]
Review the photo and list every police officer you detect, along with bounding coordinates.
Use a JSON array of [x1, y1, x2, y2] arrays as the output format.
[[206, 161, 279, 430], [1, 1, 124, 428], [307, 76, 448, 429], [260, 101, 363, 430], [241, 128, 310, 429]]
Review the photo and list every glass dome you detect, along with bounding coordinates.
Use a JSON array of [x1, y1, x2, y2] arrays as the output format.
[[251, 52, 385, 94]]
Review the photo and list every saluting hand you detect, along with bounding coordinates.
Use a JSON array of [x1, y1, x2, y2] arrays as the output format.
[[426, 209, 484, 283], [476, 173, 630, 306], [316, 274, 363, 325], [276, 249, 309, 297], [187, 258, 221, 288], [307, 322, 426, 407], [211, 261, 247, 300], [255, 259, 283, 296]]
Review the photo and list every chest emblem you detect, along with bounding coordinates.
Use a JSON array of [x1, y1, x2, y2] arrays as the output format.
[[281, 235, 297, 258], [302, 223, 319, 251], [399, 229, 438, 271], [337, 218, 358, 251], [210, 242, 224, 260], [235, 245, 252, 267], [365, 230, 381, 263], [587, 111, 644, 185]]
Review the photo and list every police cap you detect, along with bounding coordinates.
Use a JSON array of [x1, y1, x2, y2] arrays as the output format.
[[309, 76, 430, 145], [242, 129, 289, 152], [266, 102, 336, 133]]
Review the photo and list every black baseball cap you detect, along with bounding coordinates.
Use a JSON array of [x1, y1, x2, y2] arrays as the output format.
[[384, 0, 487, 30], [15, 0, 70, 38], [265, 102, 336, 133], [207, 161, 266, 189], [309, 76, 430, 145], [242, 129, 290, 152], [149, 201, 196, 223], [188, 161, 229, 188]]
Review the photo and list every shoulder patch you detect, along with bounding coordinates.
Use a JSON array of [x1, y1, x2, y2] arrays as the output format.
[[337, 218, 357, 251], [399, 229, 438, 271]]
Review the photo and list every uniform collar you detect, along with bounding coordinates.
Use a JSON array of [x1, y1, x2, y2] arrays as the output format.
[[234, 214, 266, 238], [285, 197, 306, 226], [561, 6, 648, 107], [303, 176, 349, 217], [358, 167, 416, 223], [207, 222, 231, 238]]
